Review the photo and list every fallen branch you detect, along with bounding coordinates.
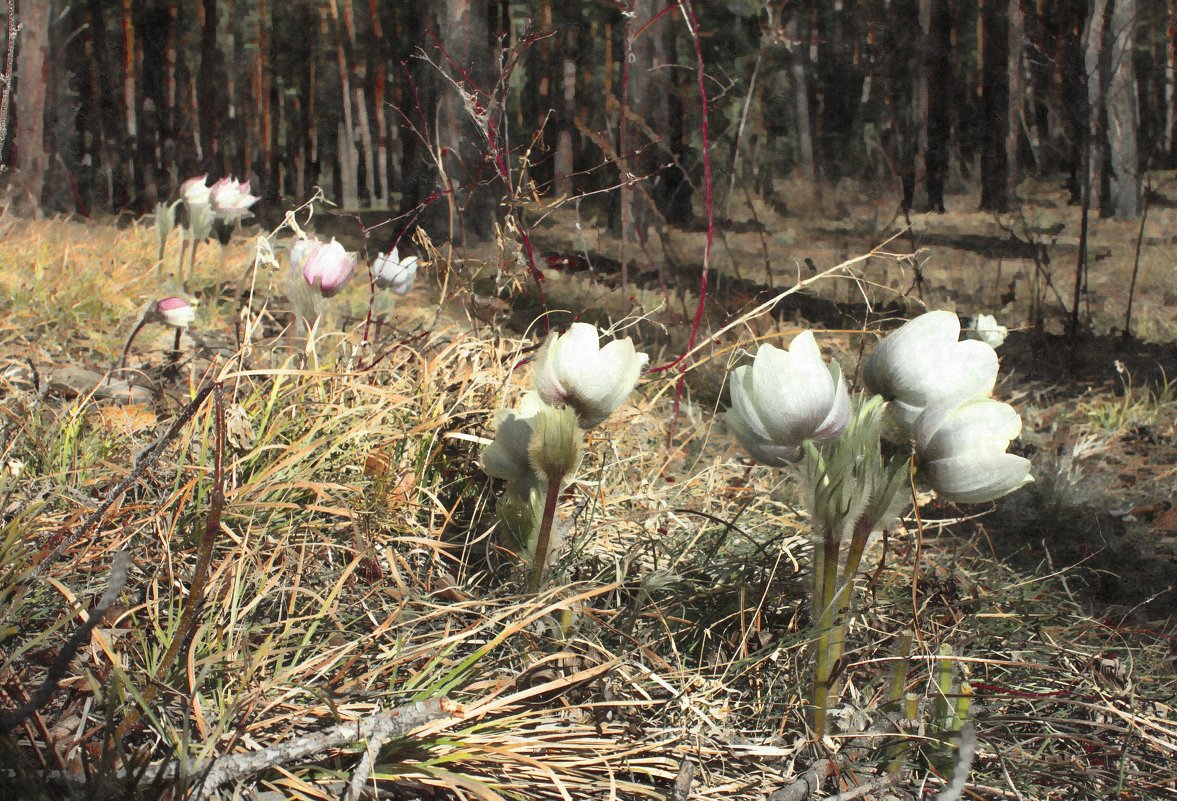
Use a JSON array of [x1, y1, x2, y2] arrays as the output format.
[[0, 699, 460, 797], [191, 698, 459, 799]]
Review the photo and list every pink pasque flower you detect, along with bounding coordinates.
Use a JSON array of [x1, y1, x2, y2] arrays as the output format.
[[209, 176, 259, 221], [153, 296, 196, 328], [300, 238, 356, 297]]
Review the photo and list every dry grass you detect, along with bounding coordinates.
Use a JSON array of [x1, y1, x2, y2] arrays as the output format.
[[0, 211, 1175, 800]]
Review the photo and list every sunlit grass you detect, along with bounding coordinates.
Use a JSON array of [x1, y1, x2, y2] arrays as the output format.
[[1, 214, 1174, 800]]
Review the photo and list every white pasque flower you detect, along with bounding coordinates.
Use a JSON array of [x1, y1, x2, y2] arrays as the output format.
[[180, 175, 211, 208], [373, 247, 419, 294], [963, 313, 1008, 349], [914, 396, 1033, 503], [862, 310, 999, 435], [209, 176, 260, 221], [534, 323, 648, 428], [481, 392, 547, 484], [152, 296, 196, 328], [726, 330, 851, 465]]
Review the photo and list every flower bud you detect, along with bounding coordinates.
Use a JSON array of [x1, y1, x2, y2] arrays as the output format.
[[209, 176, 260, 222], [300, 237, 356, 297], [528, 403, 582, 484], [914, 396, 1033, 503], [726, 330, 850, 462], [481, 392, 546, 484], [963, 314, 1008, 349]]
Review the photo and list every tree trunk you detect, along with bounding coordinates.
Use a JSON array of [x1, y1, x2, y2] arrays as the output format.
[[1005, 0, 1024, 197], [925, 0, 951, 212], [979, 0, 1012, 211], [552, 2, 578, 198], [1166, 0, 1176, 160], [439, 0, 494, 241], [909, 0, 931, 212], [368, 0, 388, 205], [787, 10, 815, 182], [1082, 0, 1108, 213], [13, 0, 49, 214], [1105, 0, 1139, 218], [198, 0, 222, 170], [326, 0, 357, 207]]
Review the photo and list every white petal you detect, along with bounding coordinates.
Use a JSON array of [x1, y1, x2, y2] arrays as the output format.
[[922, 452, 1033, 503], [749, 336, 834, 445], [812, 360, 851, 441], [729, 364, 773, 442], [725, 409, 801, 466], [917, 397, 1021, 462], [533, 334, 567, 407], [863, 311, 961, 399]]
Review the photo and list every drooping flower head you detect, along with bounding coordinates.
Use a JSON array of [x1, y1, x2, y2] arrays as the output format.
[[151, 296, 196, 328], [533, 322, 648, 429], [209, 176, 260, 222], [862, 311, 998, 436], [914, 396, 1033, 503], [726, 330, 851, 465], [373, 247, 419, 295], [299, 237, 356, 298], [481, 392, 547, 484]]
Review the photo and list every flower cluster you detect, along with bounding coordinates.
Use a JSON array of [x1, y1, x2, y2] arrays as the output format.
[[177, 175, 259, 244], [727, 311, 1031, 505], [481, 323, 647, 589]]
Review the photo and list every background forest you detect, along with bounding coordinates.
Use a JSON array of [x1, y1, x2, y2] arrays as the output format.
[[0, 0, 1162, 230]]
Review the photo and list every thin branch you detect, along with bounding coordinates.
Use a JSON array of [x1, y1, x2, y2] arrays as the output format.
[[25, 382, 217, 583], [0, 551, 131, 731], [114, 382, 226, 741]]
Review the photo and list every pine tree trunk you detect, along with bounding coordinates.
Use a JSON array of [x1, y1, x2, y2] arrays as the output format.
[[369, 0, 387, 205], [13, 0, 49, 215], [787, 11, 815, 182], [1005, 0, 1023, 198], [552, 2, 577, 198], [1082, 0, 1108, 213], [440, 0, 494, 241], [910, 0, 931, 212], [979, 0, 1011, 211], [326, 0, 357, 207], [198, 0, 222, 169], [120, 0, 139, 200], [1105, 0, 1139, 218], [1166, 0, 1176, 159], [925, 0, 951, 212]]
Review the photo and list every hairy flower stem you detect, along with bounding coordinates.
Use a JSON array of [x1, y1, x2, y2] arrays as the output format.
[[116, 314, 150, 372], [527, 474, 564, 594], [811, 515, 877, 735], [176, 237, 189, 282]]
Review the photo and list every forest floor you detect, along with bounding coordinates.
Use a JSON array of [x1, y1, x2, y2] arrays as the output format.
[[0, 176, 1175, 800]]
